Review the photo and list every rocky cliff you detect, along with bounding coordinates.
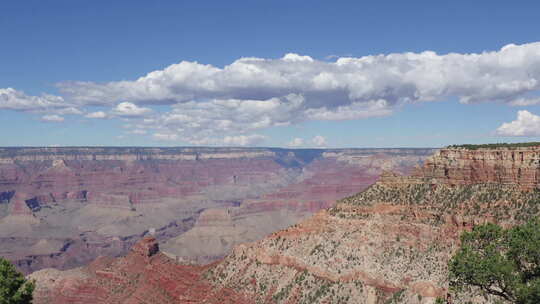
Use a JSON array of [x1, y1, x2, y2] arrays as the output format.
[[29, 145, 540, 304], [31, 145, 540, 303], [205, 145, 540, 304], [0, 147, 433, 273], [29, 236, 252, 304], [409, 146, 540, 188]]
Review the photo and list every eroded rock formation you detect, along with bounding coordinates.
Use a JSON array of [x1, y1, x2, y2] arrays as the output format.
[[29, 237, 252, 304], [412, 146, 540, 188], [31, 145, 540, 303], [0, 147, 433, 273], [206, 146, 540, 303]]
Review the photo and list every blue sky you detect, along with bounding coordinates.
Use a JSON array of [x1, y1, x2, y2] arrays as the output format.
[[2, 0, 540, 147]]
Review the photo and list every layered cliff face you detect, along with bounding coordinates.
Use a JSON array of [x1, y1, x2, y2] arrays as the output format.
[[31, 145, 540, 304], [160, 151, 431, 264], [28, 236, 253, 304], [410, 147, 540, 188], [205, 146, 540, 304], [0, 147, 433, 273]]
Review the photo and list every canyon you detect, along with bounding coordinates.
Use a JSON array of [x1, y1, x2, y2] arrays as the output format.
[[0, 147, 433, 273], [29, 145, 540, 303]]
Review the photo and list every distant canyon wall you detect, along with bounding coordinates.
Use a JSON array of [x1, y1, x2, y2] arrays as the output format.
[[0, 147, 435, 273]]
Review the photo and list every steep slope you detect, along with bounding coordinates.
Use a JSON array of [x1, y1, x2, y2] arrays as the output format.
[[160, 151, 429, 264], [29, 236, 253, 304], [206, 146, 540, 304], [0, 147, 433, 273]]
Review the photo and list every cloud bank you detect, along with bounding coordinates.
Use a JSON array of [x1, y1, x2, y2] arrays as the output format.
[[3, 42, 540, 144], [58, 43, 540, 108]]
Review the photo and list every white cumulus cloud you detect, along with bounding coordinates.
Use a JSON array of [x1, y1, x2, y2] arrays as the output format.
[[152, 133, 179, 141], [508, 97, 540, 106], [129, 129, 147, 135], [287, 138, 304, 147], [312, 135, 327, 147], [223, 134, 266, 146], [111, 102, 152, 117], [58, 42, 540, 109], [0, 88, 72, 112], [41, 114, 64, 122], [5, 42, 540, 145], [54, 107, 83, 115], [496, 110, 540, 136], [85, 111, 108, 119]]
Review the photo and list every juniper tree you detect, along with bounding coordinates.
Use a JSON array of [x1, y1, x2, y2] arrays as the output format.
[[449, 219, 540, 303], [0, 257, 34, 304]]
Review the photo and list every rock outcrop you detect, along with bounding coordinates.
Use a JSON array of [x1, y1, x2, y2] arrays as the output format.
[[131, 236, 160, 258], [411, 146, 540, 188], [29, 238, 253, 304]]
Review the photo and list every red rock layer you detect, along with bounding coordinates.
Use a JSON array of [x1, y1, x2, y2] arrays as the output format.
[[30, 237, 253, 304], [378, 146, 540, 189], [0, 158, 285, 207], [1, 147, 433, 272]]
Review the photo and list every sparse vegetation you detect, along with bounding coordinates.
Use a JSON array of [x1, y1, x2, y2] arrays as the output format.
[[209, 143, 540, 304], [385, 289, 405, 304], [333, 182, 540, 225], [447, 142, 540, 150]]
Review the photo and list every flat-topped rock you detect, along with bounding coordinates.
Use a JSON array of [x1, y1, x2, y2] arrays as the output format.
[[131, 236, 159, 257], [378, 146, 540, 189]]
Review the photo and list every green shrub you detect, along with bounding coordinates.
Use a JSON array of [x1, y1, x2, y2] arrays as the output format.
[[0, 257, 34, 304], [447, 142, 540, 150]]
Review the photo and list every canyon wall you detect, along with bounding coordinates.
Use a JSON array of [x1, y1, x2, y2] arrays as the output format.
[[0, 147, 434, 273], [410, 147, 540, 188], [205, 146, 540, 304], [31, 145, 540, 303]]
